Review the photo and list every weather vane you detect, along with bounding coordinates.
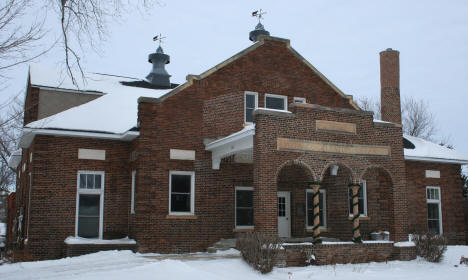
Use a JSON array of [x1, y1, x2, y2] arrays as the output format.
[[252, 9, 266, 23], [152, 33, 166, 46]]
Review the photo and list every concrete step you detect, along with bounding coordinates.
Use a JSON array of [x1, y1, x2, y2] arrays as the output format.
[[207, 238, 237, 253]]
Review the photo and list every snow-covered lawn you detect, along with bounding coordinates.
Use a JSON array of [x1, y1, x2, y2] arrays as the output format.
[[1, 246, 468, 280]]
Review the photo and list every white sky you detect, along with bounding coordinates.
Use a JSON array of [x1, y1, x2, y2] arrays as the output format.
[[3, 0, 468, 156]]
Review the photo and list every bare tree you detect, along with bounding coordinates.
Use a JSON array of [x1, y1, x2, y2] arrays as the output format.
[[401, 96, 437, 140], [0, 95, 23, 192], [357, 96, 381, 120], [52, 0, 153, 86], [357, 96, 437, 141], [0, 0, 47, 77]]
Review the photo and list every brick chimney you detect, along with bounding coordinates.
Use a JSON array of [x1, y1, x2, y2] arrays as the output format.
[[380, 48, 401, 124]]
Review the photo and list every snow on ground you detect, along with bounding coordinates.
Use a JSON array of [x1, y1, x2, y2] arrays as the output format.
[[1, 246, 468, 280]]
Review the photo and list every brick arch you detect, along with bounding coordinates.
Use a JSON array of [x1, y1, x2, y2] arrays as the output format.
[[275, 159, 317, 183], [359, 165, 395, 240], [318, 161, 357, 183], [359, 164, 394, 185]]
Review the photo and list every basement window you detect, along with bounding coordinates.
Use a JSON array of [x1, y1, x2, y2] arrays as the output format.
[[235, 187, 254, 228], [169, 171, 195, 215], [265, 93, 287, 111], [348, 180, 367, 216], [76, 171, 104, 238], [306, 189, 326, 228]]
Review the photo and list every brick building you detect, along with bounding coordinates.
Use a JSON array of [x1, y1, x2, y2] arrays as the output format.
[[7, 24, 468, 262]]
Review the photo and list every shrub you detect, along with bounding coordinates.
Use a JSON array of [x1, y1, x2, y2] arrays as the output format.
[[236, 232, 282, 274], [411, 232, 447, 263]]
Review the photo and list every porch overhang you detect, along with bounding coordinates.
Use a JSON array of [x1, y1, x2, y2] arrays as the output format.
[[205, 125, 255, 169]]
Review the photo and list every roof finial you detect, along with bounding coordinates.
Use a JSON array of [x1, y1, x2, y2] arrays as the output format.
[[252, 9, 266, 23], [152, 33, 166, 53], [249, 9, 270, 42]]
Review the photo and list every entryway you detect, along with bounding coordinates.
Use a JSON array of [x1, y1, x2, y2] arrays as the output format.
[[277, 191, 291, 238]]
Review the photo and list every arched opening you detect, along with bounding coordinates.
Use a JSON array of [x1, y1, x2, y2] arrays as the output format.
[[360, 167, 394, 240], [276, 163, 314, 238], [320, 163, 354, 241]]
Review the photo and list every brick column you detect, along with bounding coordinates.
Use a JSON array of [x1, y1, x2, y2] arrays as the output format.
[[252, 115, 278, 236], [350, 183, 362, 243], [309, 183, 322, 244]]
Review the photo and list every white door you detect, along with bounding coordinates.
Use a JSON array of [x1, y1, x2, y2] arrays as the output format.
[[277, 191, 291, 238]]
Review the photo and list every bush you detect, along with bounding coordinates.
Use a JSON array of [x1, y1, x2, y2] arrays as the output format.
[[411, 232, 447, 263], [236, 232, 282, 274]]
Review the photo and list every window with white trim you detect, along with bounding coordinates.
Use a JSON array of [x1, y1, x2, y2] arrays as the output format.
[[244, 92, 258, 123], [306, 189, 326, 228], [131, 170, 136, 214], [426, 186, 442, 235], [293, 97, 306, 104], [76, 171, 104, 238], [235, 187, 254, 228], [348, 180, 367, 216], [169, 171, 195, 215], [265, 94, 287, 111]]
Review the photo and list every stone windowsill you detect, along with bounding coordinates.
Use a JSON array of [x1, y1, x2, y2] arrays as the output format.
[[233, 228, 254, 233], [348, 215, 370, 221], [166, 215, 198, 220]]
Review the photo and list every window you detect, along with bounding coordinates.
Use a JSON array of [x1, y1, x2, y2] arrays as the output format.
[[306, 189, 326, 228], [293, 97, 306, 104], [131, 170, 136, 214], [426, 186, 442, 234], [349, 180, 367, 216], [169, 171, 195, 215], [244, 92, 258, 123], [76, 171, 104, 238], [235, 187, 253, 228], [265, 94, 287, 111]]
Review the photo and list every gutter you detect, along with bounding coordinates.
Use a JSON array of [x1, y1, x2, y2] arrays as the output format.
[[404, 155, 468, 165], [19, 128, 139, 148]]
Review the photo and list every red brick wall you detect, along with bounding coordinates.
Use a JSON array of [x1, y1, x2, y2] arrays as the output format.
[[23, 82, 40, 126], [406, 161, 465, 244], [14, 135, 133, 260]]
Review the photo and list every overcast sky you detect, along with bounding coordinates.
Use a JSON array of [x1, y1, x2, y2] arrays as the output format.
[[3, 0, 468, 156]]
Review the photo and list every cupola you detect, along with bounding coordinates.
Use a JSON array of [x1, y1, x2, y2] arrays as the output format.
[[146, 43, 171, 88]]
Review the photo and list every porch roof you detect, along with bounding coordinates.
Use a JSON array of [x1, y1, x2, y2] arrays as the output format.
[[205, 124, 255, 169]]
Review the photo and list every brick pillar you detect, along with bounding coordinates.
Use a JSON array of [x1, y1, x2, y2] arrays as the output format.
[[350, 184, 362, 243], [310, 183, 322, 244], [253, 116, 278, 235], [380, 48, 401, 124]]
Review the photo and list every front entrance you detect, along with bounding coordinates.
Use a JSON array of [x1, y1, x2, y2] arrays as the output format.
[[277, 191, 291, 238]]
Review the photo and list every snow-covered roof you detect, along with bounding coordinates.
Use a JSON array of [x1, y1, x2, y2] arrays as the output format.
[[26, 64, 177, 135], [403, 134, 468, 164]]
